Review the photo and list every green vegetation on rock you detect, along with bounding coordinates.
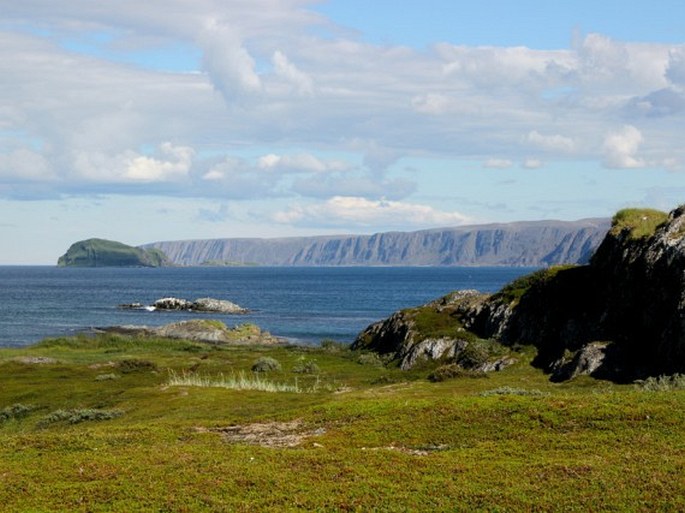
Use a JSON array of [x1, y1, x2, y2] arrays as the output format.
[[610, 208, 669, 239], [57, 238, 170, 267], [493, 264, 576, 305]]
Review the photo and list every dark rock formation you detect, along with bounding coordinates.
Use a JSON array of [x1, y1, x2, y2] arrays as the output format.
[[354, 206, 685, 381], [141, 218, 609, 267]]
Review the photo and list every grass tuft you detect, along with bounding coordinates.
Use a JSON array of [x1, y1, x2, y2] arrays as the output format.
[[167, 370, 308, 393], [611, 208, 668, 239]]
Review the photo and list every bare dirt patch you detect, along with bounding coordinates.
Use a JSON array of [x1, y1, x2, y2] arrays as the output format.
[[198, 419, 326, 448], [12, 356, 58, 365]]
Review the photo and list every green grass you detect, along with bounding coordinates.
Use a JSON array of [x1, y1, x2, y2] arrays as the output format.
[[610, 208, 669, 239], [0, 333, 684, 511]]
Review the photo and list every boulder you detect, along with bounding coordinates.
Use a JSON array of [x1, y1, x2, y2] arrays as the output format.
[[192, 297, 246, 314]]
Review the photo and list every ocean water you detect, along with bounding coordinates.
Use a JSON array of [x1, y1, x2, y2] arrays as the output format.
[[0, 266, 535, 348]]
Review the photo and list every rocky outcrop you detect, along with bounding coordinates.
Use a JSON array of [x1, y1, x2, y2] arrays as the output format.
[[142, 218, 609, 267], [119, 297, 247, 314], [98, 320, 282, 345], [354, 206, 685, 381], [352, 291, 515, 371]]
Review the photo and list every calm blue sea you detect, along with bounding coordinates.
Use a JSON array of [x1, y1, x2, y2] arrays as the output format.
[[0, 266, 534, 348]]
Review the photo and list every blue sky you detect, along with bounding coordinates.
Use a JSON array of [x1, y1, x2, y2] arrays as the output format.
[[1, 0, 684, 263]]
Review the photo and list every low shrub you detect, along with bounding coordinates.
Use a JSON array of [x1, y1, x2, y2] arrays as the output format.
[[356, 353, 384, 367], [39, 408, 123, 427], [428, 364, 487, 382], [292, 358, 320, 374], [251, 356, 282, 373], [320, 339, 349, 352], [635, 373, 685, 391], [117, 359, 158, 374], [0, 403, 35, 422]]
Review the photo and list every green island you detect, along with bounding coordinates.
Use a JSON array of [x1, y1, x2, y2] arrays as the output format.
[[57, 239, 169, 267], [3, 206, 683, 511]]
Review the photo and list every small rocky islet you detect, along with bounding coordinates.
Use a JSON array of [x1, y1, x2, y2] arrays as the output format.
[[118, 296, 248, 314]]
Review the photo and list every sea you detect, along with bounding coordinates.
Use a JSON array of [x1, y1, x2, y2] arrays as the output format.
[[0, 266, 535, 348]]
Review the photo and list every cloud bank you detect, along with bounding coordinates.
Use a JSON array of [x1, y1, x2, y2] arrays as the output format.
[[0, 0, 683, 234]]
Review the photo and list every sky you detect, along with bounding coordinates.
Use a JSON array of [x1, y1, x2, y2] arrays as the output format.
[[1, 0, 684, 264]]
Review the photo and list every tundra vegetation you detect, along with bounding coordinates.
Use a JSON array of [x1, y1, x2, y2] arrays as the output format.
[[0, 331, 683, 512]]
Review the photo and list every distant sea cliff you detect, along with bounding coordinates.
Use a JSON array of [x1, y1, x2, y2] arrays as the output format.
[[140, 218, 610, 267]]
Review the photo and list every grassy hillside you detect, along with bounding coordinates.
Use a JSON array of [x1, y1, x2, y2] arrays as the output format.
[[57, 238, 169, 267], [0, 334, 683, 511]]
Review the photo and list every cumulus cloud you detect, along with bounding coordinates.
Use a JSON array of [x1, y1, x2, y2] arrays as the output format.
[[273, 196, 470, 229], [71, 142, 194, 183], [602, 125, 645, 169]]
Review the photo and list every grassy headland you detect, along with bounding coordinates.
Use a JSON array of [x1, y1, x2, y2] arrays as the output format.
[[0, 333, 683, 512]]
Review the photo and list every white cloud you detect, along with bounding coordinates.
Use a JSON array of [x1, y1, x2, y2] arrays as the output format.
[[666, 47, 685, 86], [522, 159, 543, 169], [72, 143, 194, 183], [123, 142, 194, 182], [483, 159, 513, 169], [273, 196, 470, 229], [0, 148, 55, 181], [257, 153, 349, 173], [272, 50, 314, 95], [200, 20, 262, 98], [602, 125, 645, 169], [527, 130, 575, 153]]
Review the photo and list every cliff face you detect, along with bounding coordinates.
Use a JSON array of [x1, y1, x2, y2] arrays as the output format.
[[142, 218, 609, 267], [353, 206, 685, 381], [57, 239, 169, 267]]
